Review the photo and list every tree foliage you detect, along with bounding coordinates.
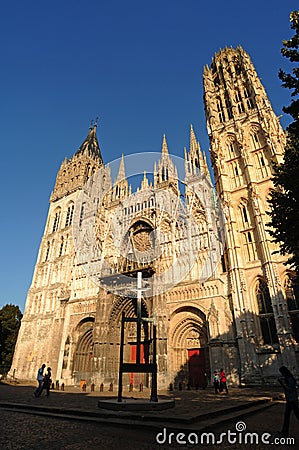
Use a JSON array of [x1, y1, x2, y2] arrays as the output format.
[[267, 11, 299, 275], [0, 304, 22, 374]]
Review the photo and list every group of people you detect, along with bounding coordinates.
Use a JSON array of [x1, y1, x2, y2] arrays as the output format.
[[34, 364, 52, 398], [212, 368, 228, 394], [32, 362, 298, 437], [211, 365, 299, 437]]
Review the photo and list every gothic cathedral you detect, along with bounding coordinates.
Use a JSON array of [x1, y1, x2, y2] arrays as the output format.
[[10, 47, 299, 387]]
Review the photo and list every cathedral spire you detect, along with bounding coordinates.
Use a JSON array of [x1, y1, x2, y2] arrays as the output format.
[[75, 122, 103, 164], [112, 154, 128, 201], [185, 125, 203, 179], [162, 134, 169, 156], [116, 153, 126, 182], [154, 134, 178, 194], [189, 124, 198, 155], [141, 171, 150, 190]]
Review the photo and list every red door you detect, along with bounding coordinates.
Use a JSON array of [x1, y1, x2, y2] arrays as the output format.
[[130, 344, 145, 385], [188, 349, 206, 387]]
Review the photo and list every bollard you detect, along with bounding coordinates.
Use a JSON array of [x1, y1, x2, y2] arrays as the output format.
[[61, 383, 65, 391], [100, 383, 104, 392], [91, 383, 95, 392], [139, 382, 143, 392]]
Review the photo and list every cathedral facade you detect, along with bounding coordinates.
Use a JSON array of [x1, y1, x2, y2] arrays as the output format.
[[10, 47, 299, 388]]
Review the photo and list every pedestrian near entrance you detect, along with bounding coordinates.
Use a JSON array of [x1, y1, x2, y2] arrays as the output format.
[[219, 368, 228, 393], [213, 371, 220, 394], [42, 367, 52, 397], [278, 365, 299, 437], [34, 364, 46, 397]]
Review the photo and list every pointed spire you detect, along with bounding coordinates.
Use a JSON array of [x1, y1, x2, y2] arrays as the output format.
[[141, 171, 149, 190], [112, 154, 128, 201], [75, 122, 103, 164], [189, 124, 198, 154], [116, 154, 126, 182], [185, 125, 206, 180], [162, 134, 169, 155]]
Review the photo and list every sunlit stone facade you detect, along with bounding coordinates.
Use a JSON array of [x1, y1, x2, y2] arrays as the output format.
[[10, 47, 299, 388]]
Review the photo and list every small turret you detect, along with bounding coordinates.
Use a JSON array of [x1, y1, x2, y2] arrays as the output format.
[[154, 134, 179, 195], [111, 154, 129, 202]]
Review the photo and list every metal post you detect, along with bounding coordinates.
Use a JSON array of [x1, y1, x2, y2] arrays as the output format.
[[136, 271, 142, 364], [150, 322, 158, 402], [117, 312, 125, 402]]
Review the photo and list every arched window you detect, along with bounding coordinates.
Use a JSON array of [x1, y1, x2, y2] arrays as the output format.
[[244, 87, 254, 109], [59, 236, 64, 257], [235, 89, 245, 113], [241, 205, 249, 226], [254, 151, 270, 179], [256, 279, 278, 345], [225, 94, 233, 119], [216, 97, 225, 122], [250, 132, 260, 150], [230, 161, 243, 188], [226, 136, 239, 159], [52, 209, 61, 232], [44, 241, 50, 262], [65, 203, 74, 227], [79, 202, 85, 227], [242, 231, 257, 262], [284, 275, 299, 342], [162, 166, 168, 181]]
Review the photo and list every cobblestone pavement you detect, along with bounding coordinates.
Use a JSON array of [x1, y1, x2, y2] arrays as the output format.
[[0, 382, 298, 449], [0, 381, 283, 418]]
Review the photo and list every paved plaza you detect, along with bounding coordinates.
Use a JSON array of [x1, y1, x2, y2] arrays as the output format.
[[0, 381, 298, 449]]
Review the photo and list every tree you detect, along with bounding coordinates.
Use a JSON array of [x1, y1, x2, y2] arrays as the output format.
[[267, 11, 299, 275], [0, 304, 22, 375]]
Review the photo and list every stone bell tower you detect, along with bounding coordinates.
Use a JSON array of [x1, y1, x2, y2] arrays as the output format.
[[203, 46, 297, 382], [10, 124, 104, 381]]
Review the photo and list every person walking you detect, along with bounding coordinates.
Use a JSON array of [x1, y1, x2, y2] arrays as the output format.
[[34, 363, 46, 397], [278, 366, 299, 437], [42, 367, 52, 397], [213, 371, 220, 394], [219, 368, 228, 393]]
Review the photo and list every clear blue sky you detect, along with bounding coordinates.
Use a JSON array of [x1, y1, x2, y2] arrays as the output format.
[[0, 1, 297, 312]]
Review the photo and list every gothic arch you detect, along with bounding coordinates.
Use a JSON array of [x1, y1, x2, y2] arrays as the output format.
[[252, 277, 278, 345], [169, 306, 209, 388], [72, 317, 95, 378], [109, 296, 149, 328], [223, 133, 240, 159]]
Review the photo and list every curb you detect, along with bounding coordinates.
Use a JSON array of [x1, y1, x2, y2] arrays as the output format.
[[0, 397, 276, 433]]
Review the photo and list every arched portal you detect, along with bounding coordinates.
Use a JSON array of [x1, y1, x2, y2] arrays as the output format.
[[169, 307, 209, 388], [104, 295, 150, 386], [72, 317, 95, 383]]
